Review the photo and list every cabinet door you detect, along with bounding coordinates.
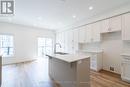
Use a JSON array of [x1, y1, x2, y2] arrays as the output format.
[[109, 16, 122, 32], [121, 61, 130, 80], [122, 13, 130, 40], [86, 25, 92, 43], [100, 19, 110, 33], [68, 30, 74, 53], [64, 31, 69, 53], [64, 30, 74, 53], [78, 26, 86, 43], [73, 29, 79, 53], [91, 22, 101, 42]]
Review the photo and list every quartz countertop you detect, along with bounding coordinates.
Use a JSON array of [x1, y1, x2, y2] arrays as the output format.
[[46, 53, 90, 63]]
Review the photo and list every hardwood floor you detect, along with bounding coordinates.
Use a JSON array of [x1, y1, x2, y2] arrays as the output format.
[[90, 70, 130, 87], [1, 58, 130, 87]]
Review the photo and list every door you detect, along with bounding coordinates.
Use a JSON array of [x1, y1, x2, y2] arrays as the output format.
[[122, 13, 130, 40]]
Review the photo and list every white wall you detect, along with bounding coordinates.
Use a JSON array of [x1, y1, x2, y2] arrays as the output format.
[[101, 32, 122, 74], [80, 32, 122, 74], [0, 22, 55, 65]]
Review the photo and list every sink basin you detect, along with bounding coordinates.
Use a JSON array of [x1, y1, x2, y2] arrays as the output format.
[[55, 52, 68, 55]]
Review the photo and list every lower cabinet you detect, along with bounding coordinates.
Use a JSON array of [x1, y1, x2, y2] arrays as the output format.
[[121, 55, 130, 83], [0, 56, 2, 86], [90, 53, 103, 71]]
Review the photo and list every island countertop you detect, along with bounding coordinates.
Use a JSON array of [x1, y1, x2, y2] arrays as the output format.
[[46, 53, 90, 63]]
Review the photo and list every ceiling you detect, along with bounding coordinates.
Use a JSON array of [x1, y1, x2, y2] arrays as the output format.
[[0, 0, 130, 30]]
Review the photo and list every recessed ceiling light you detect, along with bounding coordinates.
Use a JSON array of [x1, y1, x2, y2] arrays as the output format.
[[89, 6, 93, 10], [72, 15, 76, 18]]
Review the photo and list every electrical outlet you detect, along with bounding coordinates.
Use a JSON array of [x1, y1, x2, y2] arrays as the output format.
[[110, 67, 114, 71]]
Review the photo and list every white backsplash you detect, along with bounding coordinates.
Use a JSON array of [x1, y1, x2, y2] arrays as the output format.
[[79, 42, 102, 51]]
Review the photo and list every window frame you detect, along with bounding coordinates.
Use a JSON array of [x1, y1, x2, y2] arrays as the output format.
[[0, 34, 15, 58]]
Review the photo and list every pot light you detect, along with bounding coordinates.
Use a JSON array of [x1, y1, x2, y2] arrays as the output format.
[[89, 6, 93, 10], [72, 15, 76, 18]]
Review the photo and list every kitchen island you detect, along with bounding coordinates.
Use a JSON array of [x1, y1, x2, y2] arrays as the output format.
[[47, 53, 90, 87]]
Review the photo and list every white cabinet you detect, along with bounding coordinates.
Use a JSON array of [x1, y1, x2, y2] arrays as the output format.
[[86, 25, 92, 43], [61, 29, 79, 53], [91, 22, 101, 42], [109, 16, 122, 32], [122, 13, 130, 40], [73, 29, 79, 53], [90, 53, 103, 71], [121, 55, 130, 83], [100, 19, 110, 33], [79, 22, 101, 43], [78, 26, 86, 43], [67, 30, 74, 53], [64, 31, 70, 53], [100, 16, 122, 33]]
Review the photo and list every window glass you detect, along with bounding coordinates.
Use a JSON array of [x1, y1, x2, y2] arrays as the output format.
[[0, 35, 14, 57], [38, 38, 53, 57]]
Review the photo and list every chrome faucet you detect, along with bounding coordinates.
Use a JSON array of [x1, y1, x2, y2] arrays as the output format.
[[54, 43, 62, 53]]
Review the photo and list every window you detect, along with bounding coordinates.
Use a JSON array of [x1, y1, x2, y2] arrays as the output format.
[[38, 38, 53, 57], [0, 35, 14, 57]]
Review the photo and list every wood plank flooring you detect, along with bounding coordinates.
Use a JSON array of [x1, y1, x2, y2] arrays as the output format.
[[1, 58, 130, 87]]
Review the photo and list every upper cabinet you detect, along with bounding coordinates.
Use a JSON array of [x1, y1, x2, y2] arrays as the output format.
[[79, 21, 101, 43], [63, 29, 79, 53], [78, 26, 86, 43], [73, 29, 79, 53], [91, 22, 101, 42], [109, 16, 122, 32], [122, 13, 130, 40], [100, 19, 110, 33], [86, 25, 92, 43], [100, 16, 122, 33]]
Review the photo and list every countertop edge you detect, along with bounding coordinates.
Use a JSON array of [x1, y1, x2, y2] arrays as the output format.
[[46, 54, 90, 63]]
